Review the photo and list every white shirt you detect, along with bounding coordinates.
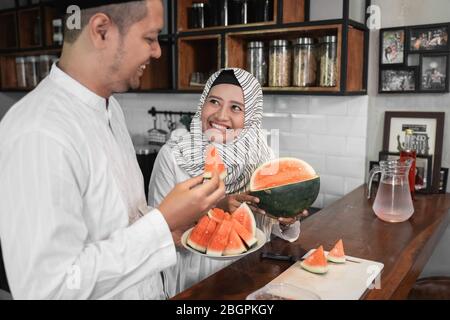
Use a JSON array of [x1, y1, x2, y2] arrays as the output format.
[[148, 144, 300, 298], [0, 65, 176, 299]]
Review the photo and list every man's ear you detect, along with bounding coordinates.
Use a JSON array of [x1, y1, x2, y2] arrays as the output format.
[[88, 13, 114, 48]]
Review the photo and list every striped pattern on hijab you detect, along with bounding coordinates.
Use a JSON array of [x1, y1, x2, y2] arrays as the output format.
[[167, 68, 272, 194]]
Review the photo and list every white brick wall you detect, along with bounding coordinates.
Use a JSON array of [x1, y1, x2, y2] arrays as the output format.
[[115, 92, 370, 209]]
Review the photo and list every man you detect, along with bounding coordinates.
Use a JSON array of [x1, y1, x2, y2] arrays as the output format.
[[0, 0, 225, 299]]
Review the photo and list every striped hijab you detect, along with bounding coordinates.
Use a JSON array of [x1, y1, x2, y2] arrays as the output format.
[[167, 68, 272, 194]]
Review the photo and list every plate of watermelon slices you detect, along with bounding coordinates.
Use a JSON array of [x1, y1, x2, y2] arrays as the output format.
[[181, 203, 267, 260]]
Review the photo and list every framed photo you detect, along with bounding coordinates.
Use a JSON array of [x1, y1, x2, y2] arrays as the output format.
[[409, 24, 449, 53], [419, 54, 449, 92], [383, 112, 445, 193], [439, 168, 449, 194], [379, 151, 433, 194], [379, 68, 417, 93], [380, 28, 406, 65]]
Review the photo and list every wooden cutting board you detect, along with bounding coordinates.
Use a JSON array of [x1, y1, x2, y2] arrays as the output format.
[[269, 250, 384, 300]]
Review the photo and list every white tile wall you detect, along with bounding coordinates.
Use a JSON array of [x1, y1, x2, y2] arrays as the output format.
[[114, 92, 370, 209]]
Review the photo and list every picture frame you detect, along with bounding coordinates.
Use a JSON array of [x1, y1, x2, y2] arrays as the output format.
[[379, 67, 418, 93], [380, 28, 406, 65], [383, 112, 445, 193], [378, 151, 433, 194], [408, 23, 450, 53], [419, 54, 449, 93], [439, 168, 449, 194]]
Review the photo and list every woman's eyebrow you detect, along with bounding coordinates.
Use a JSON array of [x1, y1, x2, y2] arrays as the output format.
[[208, 95, 223, 101], [230, 100, 244, 107]]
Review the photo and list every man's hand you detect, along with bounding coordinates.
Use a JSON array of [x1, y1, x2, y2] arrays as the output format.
[[278, 210, 309, 232], [216, 192, 261, 213], [158, 171, 225, 232]]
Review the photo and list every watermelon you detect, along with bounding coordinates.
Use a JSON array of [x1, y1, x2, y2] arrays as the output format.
[[186, 215, 211, 253], [223, 229, 247, 256], [208, 208, 228, 223], [327, 239, 346, 264], [300, 246, 329, 274], [231, 202, 256, 237], [231, 218, 257, 248], [206, 219, 233, 256], [249, 158, 320, 218], [199, 218, 218, 249], [204, 145, 227, 180]]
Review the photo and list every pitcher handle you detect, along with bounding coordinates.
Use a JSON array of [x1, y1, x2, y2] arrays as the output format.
[[367, 165, 382, 199]]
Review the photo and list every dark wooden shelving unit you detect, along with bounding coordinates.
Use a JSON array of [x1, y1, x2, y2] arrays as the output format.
[[1, 0, 370, 96]]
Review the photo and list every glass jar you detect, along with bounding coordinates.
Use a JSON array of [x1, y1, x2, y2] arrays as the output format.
[[188, 3, 205, 29], [229, 0, 248, 25], [52, 19, 63, 46], [293, 37, 317, 87], [248, 0, 273, 23], [15, 57, 27, 88], [247, 41, 268, 86], [25, 56, 39, 88], [319, 35, 338, 87], [269, 39, 291, 87], [207, 0, 228, 26], [39, 55, 51, 80]]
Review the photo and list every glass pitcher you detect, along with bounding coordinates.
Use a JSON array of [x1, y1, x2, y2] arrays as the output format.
[[367, 159, 414, 223]]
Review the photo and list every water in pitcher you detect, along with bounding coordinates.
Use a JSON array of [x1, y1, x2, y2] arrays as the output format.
[[372, 180, 414, 223]]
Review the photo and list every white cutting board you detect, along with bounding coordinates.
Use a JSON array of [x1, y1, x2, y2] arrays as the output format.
[[269, 250, 384, 300]]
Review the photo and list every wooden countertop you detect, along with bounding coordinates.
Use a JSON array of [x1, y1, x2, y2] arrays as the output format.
[[173, 185, 450, 300]]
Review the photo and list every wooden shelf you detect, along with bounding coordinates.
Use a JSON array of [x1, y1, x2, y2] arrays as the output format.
[[0, 56, 18, 89], [140, 42, 171, 90], [0, 12, 18, 49], [177, 35, 221, 90], [18, 7, 42, 48]]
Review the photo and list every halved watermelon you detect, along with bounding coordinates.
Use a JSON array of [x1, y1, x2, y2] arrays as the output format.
[[186, 215, 211, 253], [231, 218, 257, 248], [206, 219, 233, 256], [300, 246, 329, 274], [204, 145, 227, 180], [231, 202, 256, 237], [208, 208, 228, 223], [327, 239, 346, 264], [249, 158, 320, 218], [223, 229, 247, 256]]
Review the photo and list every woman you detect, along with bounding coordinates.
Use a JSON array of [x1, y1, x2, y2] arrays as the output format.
[[148, 68, 301, 298]]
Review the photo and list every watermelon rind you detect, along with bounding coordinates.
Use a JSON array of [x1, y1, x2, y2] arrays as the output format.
[[187, 232, 207, 253], [300, 261, 329, 274], [327, 255, 346, 264], [250, 177, 320, 218]]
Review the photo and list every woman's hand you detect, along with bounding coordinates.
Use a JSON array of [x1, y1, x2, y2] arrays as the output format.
[[216, 192, 261, 213], [278, 210, 309, 232]]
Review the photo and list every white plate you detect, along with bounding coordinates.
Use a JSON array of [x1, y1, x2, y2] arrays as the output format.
[[181, 227, 266, 260]]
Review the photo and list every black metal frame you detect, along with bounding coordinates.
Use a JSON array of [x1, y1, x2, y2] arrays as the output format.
[[378, 66, 418, 94], [0, 0, 371, 96], [147, 106, 194, 118], [378, 151, 433, 194], [379, 27, 407, 67], [418, 53, 450, 93], [379, 22, 450, 94]]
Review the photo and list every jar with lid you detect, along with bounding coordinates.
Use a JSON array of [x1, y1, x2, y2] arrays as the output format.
[[15, 57, 27, 88], [25, 56, 39, 88], [319, 35, 338, 87], [247, 41, 268, 86], [269, 39, 292, 87], [229, 0, 248, 25], [52, 19, 63, 46], [188, 3, 205, 29], [293, 37, 317, 87], [207, 0, 228, 26], [248, 0, 272, 23]]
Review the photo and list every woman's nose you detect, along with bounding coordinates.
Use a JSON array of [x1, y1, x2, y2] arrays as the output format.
[[216, 105, 230, 120]]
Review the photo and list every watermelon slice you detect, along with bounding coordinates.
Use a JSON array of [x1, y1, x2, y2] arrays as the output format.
[[327, 239, 346, 264], [206, 219, 233, 256], [204, 145, 227, 180], [231, 218, 257, 248], [231, 202, 256, 237], [300, 246, 329, 274], [208, 208, 228, 223], [199, 218, 218, 249], [186, 215, 211, 253], [223, 229, 247, 256]]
